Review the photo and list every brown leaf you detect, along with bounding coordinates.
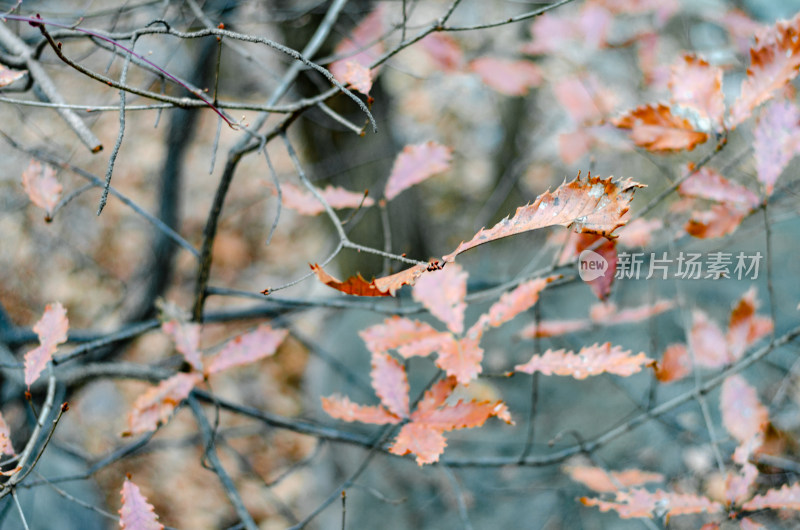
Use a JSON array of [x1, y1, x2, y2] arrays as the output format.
[[655, 343, 691, 383], [727, 288, 773, 361], [612, 103, 708, 151], [443, 173, 643, 262], [25, 302, 68, 387], [119, 478, 163, 530], [311, 262, 431, 297]]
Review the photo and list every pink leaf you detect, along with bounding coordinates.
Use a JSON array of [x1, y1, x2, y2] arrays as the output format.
[[582, 488, 722, 519], [384, 142, 452, 200], [686, 203, 748, 239], [469, 57, 543, 96], [389, 422, 448, 465], [519, 319, 591, 339], [616, 218, 663, 248], [515, 343, 654, 379], [360, 317, 446, 357], [205, 324, 288, 375], [678, 167, 760, 209], [330, 5, 386, 82], [321, 395, 400, 425], [689, 310, 729, 368], [473, 276, 556, 333], [124, 372, 202, 436], [559, 129, 595, 166], [565, 465, 664, 493], [669, 54, 725, 128], [0, 412, 14, 456], [371, 352, 409, 418], [727, 288, 773, 361], [278, 182, 374, 216], [754, 99, 800, 194], [21, 159, 61, 219], [721, 374, 768, 444], [161, 321, 203, 371], [554, 76, 617, 125], [0, 65, 25, 87], [742, 483, 800, 511], [420, 33, 463, 71], [24, 302, 68, 387], [412, 263, 467, 334], [339, 61, 373, 95], [590, 300, 675, 325], [119, 478, 163, 530]]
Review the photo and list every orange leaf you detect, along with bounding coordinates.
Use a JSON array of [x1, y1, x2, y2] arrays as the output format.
[[515, 343, 654, 379], [412, 263, 467, 334], [443, 173, 643, 262], [371, 352, 409, 418], [120, 478, 163, 530], [721, 375, 768, 444], [329, 5, 386, 83], [565, 465, 664, 493], [384, 142, 452, 200], [311, 262, 431, 297], [420, 33, 463, 71], [21, 159, 62, 219], [24, 302, 68, 387], [321, 395, 400, 425], [576, 234, 617, 300], [278, 182, 374, 216], [754, 99, 800, 195], [469, 57, 543, 96], [669, 54, 725, 127], [519, 319, 591, 339], [581, 488, 722, 519], [340, 61, 373, 95], [727, 288, 773, 362], [435, 335, 484, 384], [359, 317, 449, 358], [0, 412, 14, 456], [415, 377, 459, 414], [686, 203, 748, 239], [205, 324, 287, 375], [612, 103, 708, 151], [124, 372, 202, 436], [590, 300, 675, 325], [728, 13, 800, 127], [742, 483, 800, 511], [678, 167, 760, 209], [473, 276, 556, 333], [655, 343, 691, 383], [389, 422, 448, 465], [162, 321, 203, 371]]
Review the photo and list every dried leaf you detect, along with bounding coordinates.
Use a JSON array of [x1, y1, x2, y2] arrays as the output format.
[[412, 264, 467, 334], [340, 61, 373, 95], [686, 203, 748, 239], [330, 5, 386, 82], [669, 54, 725, 128], [435, 335, 484, 384], [678, 167, 760, 209], [0, 412, 14, 456], [721, 375, 768, 444], [727, 288, 773, 361], [515, 343, 654, 379], [754, 99, 800, 194], [581, 488, 722, 519], [371, 352, 409, 418], [473, 276, 556, 333], [278, 182, 374, 216], [612, 103, 709, 151], [725, 462, 759, 505], [384, 142, 452, 200], [0, 65, 25, 87], [311, 262, 431, 297], [470, 57, 543, 96], [577, 234, 617, 300], [119, 478, 163, 530], [590, 300, 675, 325], [554, 76, 617, 125], [360, 317, 445, 357], [205, 324, 287, 375], [321, 395, 400, 425], [124, 373, 202, 436], [389, 422, 447, 465], [162, 321, 203, 372], [420, 33, 463, 71], [742, 483, 800, 511], [559, 129, 595, 166], [729, 13, 800, 127], [519, 319, 591, 339], [655, 344, 691, 383], [689, 310, 729, 368], [21, 160, 62, 219], [616, 218, 663, 248], [25, 302, 68, 387], [565, 465, 664, 493], [443, 174, 643, 262]]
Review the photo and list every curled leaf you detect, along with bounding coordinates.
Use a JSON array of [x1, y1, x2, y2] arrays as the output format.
[[612, 103, 708, 151]]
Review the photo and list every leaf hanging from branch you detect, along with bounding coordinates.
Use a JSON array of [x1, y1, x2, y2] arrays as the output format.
[[472, 276, 557, 334], [21, 159, 62, 220], [162, 321, 203, 372], [515, 343, 654, 379], [412, 263, 467, 334], [469, 57, 543, 96], [119, 478, 163, 530], [565, 465, 664, 493], [359, 317, 448, 358], [612, 103, 708, 151], [123, 372, 202, 436], [25, 302, 68, 387], [384, 142, 453, 200], [205, 324, 287, 376], [678, 167, 759, 209], [669, 54, 725, 128], [371, 352, 410, 418], [754, 99, 800, 195], [443, 173, 643, 262], [309, 262, 431, 297], [721, 375, 768, 444]]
